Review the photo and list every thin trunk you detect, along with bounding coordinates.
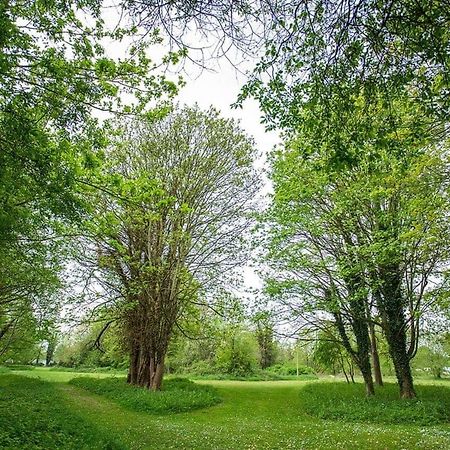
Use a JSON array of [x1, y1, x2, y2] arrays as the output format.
[[35, 347, 42, 365], [369, 321, 383, 386], [339, 354, 349, 383], [349, 363, 355, 383]]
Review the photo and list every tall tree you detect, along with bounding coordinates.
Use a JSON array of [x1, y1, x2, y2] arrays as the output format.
[[86, 106, 259, 389], [0, 1, 179, 345], [264, 94, 450, 398]]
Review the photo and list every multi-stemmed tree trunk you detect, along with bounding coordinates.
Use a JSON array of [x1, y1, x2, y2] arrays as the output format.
[[377, 263, 416, 398], [125, 286, 180, 390], [93, 107, 259, 390], [333, 309, 374, 397]]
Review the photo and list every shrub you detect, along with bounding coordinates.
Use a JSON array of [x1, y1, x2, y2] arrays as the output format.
[[299, 381, 450, 425], [267, 363, 315, 376], [4, 364, 35, 371], [70, 376, 221, 414]]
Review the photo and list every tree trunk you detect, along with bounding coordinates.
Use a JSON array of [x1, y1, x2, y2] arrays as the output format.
[[341, 356, 350, 383], [368, 321, 383, 386], [334, 310, 375, 396], [348, 294, 375, 396], [151, 360, 165, 390], [349, 363, 355, 383], [377, 264, 416, 399], [46, 338, 56, 366], [388, 334, 417, 398], [127, 344, 140, 385]]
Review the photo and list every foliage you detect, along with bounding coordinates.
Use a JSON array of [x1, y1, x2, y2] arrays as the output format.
[[0, 374, 124, 449], [299, 381, 450, 426], [54, 323, 128, 369], [239, 0, 450, 137], [413, 334, 450, 379], [70, 376, 221, 414], [215, 329, 260, 377], [253, 312, 277, 369]]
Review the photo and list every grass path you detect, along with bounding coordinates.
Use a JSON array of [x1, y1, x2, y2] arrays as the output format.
[[49, 377, 450, 450], [8, 370, 450, 450]]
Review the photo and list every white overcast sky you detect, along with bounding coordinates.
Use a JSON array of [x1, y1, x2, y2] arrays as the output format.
[[178, 65, 279, 292]]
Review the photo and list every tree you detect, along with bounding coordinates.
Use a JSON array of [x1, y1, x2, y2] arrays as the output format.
[[264, 93, 450, 398], [0, 1, 180, 354], [85, 106, 260, 389], [253, 312, 276, 369]]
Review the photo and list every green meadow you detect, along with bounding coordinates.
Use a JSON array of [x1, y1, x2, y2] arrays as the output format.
[[1, 368, 449, 449]]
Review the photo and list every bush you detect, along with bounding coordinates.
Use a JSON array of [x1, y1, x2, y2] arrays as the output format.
[[49, 365, 127, 374], [299, 381, 450, 425], [185, 360, 218, 376], [70, 376, 221, 414]]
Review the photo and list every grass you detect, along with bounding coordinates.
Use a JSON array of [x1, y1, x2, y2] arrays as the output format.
[[69, 376, 221, 414], [178, 371, 318, 382], [0, 374, 124, 449], [9, 366, 121, 383], [299, 381, 450, 425], [2, 368, 450, 449]]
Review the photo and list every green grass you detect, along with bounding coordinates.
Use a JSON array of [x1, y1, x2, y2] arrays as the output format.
[[69, 376, 221, 414], [0, 366, 11, 374], [3, 369, 450, 449], [10, 366, 121, 383], [0, 374, 125, 449], [299, 381, 450, 425], [179, 371, 318, 381]]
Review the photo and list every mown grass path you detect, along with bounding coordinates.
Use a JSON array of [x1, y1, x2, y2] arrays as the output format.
[[10, 370, 450, 449]]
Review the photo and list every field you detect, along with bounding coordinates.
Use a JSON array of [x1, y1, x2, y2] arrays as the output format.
[[1, 367, 449, 449]]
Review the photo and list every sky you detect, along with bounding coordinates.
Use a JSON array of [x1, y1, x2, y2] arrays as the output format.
[[177, 63, 279, 293]]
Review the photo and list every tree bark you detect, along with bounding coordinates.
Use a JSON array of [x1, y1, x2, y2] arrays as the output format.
[[377, 264, 416, 399], [334, 309, 375, 396], [368, 321, 383, 386]]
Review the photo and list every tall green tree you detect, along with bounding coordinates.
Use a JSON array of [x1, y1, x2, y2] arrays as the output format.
[[0, 1, 179, 349], [84, 106, 260, 389], [264, 94, 450, 398]]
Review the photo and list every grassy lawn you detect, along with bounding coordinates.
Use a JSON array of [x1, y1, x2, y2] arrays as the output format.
[[1, 367, 449, 449]]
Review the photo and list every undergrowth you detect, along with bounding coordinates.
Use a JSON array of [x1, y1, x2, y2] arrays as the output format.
[[70, 376, 221, 414], [299, 381, 450, 425], [0, 374, 124, 449]]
